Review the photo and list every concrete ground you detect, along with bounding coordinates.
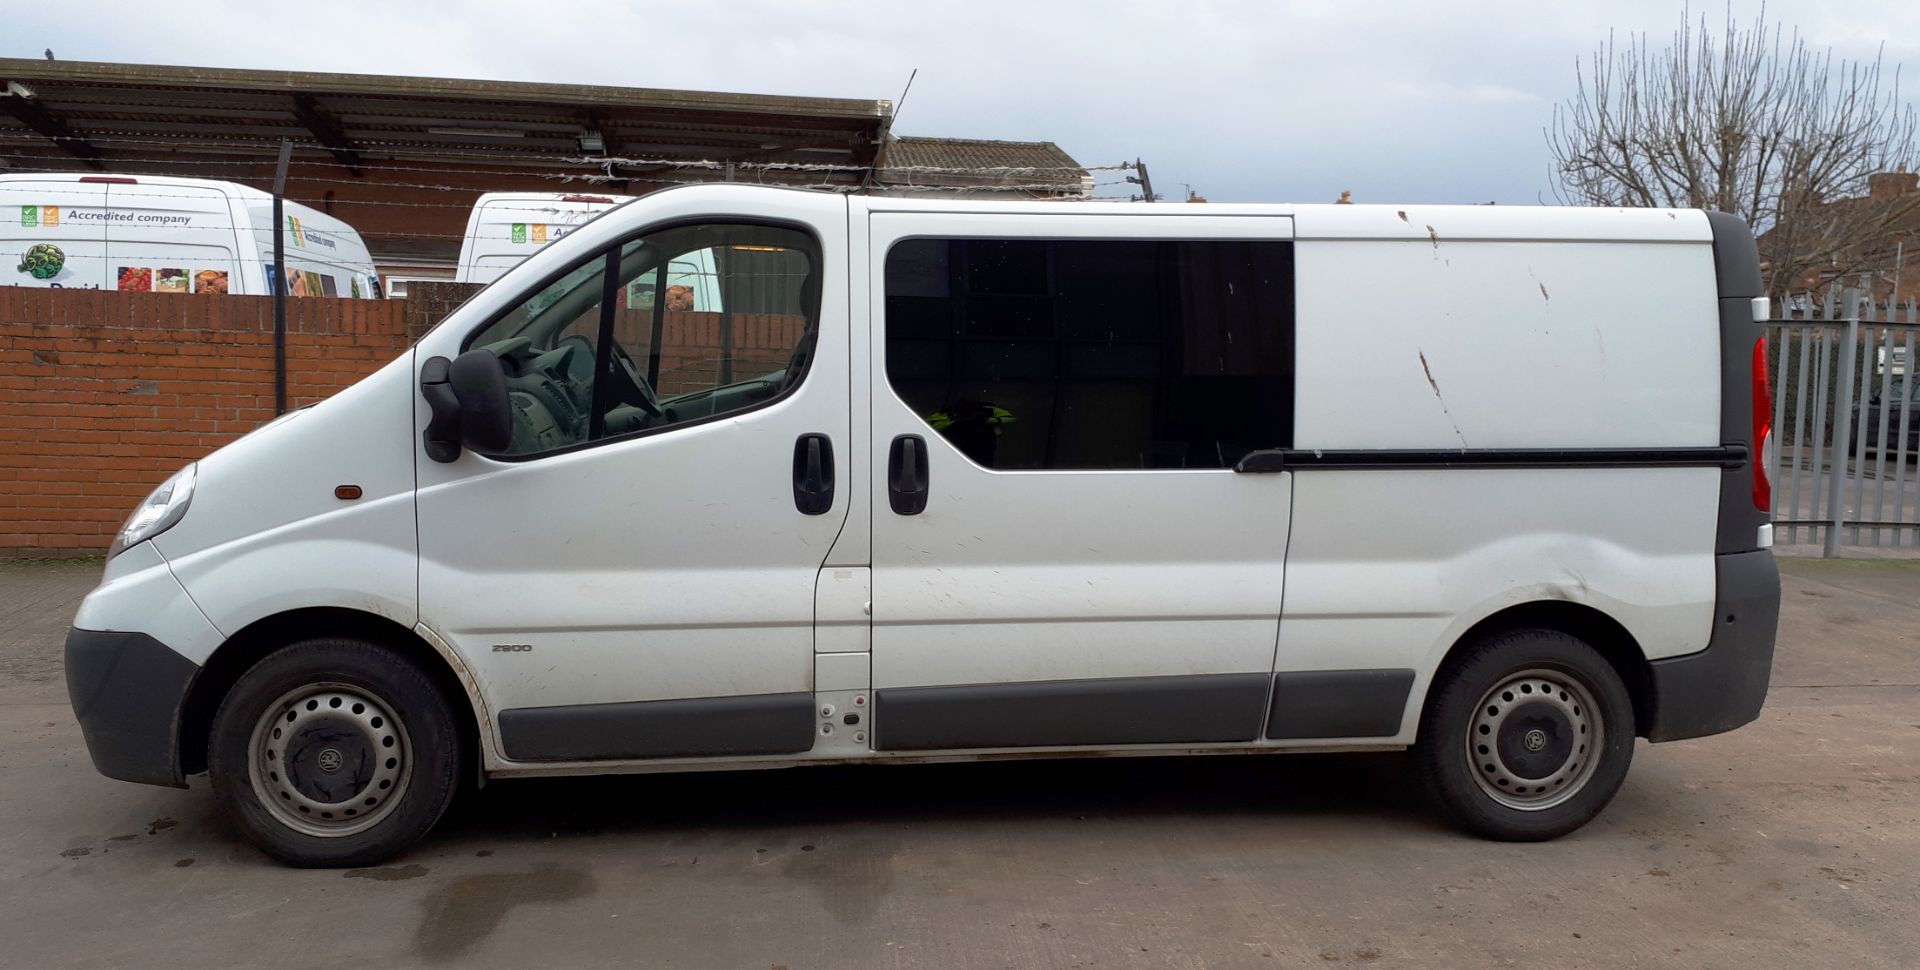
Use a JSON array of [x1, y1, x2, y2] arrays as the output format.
[[1, 559, 1915, 970]]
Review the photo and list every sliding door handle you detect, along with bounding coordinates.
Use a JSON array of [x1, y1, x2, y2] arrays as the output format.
[[888, 434, 929, 515], [792, 433, 834, 515]]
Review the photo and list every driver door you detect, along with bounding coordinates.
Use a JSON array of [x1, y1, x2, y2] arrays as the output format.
[[415, 192, 850, 764]]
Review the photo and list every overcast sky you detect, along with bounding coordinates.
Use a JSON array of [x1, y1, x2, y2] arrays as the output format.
[[16, 0, 1920, 203]]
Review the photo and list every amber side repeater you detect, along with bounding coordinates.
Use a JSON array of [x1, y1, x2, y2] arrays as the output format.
[[334, 485, 363, 500]]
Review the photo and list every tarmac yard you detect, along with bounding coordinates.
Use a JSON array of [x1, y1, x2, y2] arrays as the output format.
[[0, 556, 1914, 969]]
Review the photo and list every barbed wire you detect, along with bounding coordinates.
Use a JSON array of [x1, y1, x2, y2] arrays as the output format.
[[0, 147, 1136, 184], [0, 133, 1129, 179], [0, 173, 1134, 207], [1, 137, 1143, 281], [0, 176, 1143, 264], [562, 152, 1129, 175], [1, 147, 554, 176]]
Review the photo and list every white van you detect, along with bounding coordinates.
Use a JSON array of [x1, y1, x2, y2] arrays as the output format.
[[65, 185, 1780, 867], [2, 173, 380, 298], [454, 192, 631, 285], [454, 191, 725, 312]]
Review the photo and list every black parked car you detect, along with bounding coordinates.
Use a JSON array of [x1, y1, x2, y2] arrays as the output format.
[[1850, 377, 1920, 455]]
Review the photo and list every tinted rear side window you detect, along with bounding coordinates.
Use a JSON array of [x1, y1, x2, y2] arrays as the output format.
[[884, 238, 1293, 470]]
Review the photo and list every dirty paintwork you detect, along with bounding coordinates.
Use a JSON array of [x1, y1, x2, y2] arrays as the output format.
[[1416, 349, 1469, 447]]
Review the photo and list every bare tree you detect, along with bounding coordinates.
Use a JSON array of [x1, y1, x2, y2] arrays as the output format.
[[1548, 6, 1919, 299]]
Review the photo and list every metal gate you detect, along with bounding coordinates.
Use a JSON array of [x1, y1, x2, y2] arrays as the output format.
[[1767, 291, 1920, 555]]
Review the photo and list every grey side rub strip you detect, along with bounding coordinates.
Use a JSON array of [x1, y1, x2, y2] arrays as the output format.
[[498, 691, 816, 762], [1265, 669, 1417, 739], [874, 674, 1270, 751], [499, 669, 1424, 761]]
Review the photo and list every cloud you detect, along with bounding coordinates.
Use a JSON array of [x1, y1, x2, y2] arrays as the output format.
[[1383, 81, 1546, 105]]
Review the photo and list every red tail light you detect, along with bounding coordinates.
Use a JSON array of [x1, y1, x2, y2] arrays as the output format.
[[1751, 335, 1773, 511]]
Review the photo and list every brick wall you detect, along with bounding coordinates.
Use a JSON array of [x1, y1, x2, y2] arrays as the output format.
[[1, 286, 805, 558], [613, 310, 809, 396], [0, 288, 419, 558], [402, 282, 486, 337]]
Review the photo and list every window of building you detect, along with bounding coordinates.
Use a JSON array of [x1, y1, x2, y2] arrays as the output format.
[[884, 237, 1294, 469]]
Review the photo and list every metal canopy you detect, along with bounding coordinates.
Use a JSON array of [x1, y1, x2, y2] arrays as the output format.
[[0, 58, 892, 266]]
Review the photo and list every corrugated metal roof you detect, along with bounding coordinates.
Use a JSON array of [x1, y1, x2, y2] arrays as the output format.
[[876, 137, 1088, 195], [0, 58, 890, 176]]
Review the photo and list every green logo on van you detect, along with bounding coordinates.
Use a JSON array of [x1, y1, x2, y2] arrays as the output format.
[[511, 223, 527, 244], [20, 205, 36, 227], [18, 243, 65, 280]]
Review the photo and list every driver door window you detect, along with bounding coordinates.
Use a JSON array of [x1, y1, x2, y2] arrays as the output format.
[[466, 223, 821, 457]]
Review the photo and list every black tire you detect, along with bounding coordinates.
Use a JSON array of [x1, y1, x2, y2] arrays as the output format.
[[1414, 628, 1635, 841], [208, 638, 462, 868]]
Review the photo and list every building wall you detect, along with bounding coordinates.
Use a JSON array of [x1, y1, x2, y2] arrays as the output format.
[[1774, 172, 1920, 303]]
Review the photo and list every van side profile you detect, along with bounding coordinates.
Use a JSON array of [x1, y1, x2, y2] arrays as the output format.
[[65, 185, 1779, 867], [2, 173, 380, 298]]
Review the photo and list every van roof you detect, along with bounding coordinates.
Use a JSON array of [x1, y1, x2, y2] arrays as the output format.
[[471, 191, 636, 205], [626, 183, 1719, 244], [0, 171, 366, 238], [0, 171, 272, 200]]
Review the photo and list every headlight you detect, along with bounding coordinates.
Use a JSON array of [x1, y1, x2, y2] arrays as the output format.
[[108, 464, 197, 559]]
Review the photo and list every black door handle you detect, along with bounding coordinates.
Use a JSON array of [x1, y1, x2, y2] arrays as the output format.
[[792, 433, 834, 515], [889, 434, 929, 515]]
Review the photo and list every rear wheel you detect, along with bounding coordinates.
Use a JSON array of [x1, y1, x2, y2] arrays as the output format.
[[1414, 629, 1635, 841], [208, 638, 461, 867]]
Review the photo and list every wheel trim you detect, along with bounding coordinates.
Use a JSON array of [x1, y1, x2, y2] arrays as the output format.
[[247, 683, 413, 839], [1466, 668, 1604, 812]]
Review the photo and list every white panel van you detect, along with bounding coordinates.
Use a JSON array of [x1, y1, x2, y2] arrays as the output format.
[[1, 173, 381, 298], [65, 185, 1780, 867]]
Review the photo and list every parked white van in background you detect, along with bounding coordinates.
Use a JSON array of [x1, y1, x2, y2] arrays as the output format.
[[454, 191, 726, 312], [454, 192, 632, 285], [65, 185, 1780, 867], [2, 173, 381, 298]]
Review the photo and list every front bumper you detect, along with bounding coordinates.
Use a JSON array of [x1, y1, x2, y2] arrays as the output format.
[[1645, 549, 1780, 742], [65, 629, 200, 788]]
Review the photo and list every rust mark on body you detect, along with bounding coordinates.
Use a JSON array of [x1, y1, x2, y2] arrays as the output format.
[[1417, 350, 1469, 447]]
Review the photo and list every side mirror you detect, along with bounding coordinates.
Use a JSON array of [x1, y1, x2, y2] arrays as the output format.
[[421, 349, 513, 463]]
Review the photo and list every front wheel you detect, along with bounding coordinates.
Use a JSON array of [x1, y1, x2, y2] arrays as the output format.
[[1414, 629, 1636, 841], [208, 638, 462, 867]]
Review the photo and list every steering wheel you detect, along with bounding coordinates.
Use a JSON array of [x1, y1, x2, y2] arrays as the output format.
[[602, 336, 664, 417]]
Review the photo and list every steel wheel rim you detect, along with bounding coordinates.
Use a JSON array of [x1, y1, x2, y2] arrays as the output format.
[[1466, 667, 1603, 812], [247, 683, 412, 838]]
